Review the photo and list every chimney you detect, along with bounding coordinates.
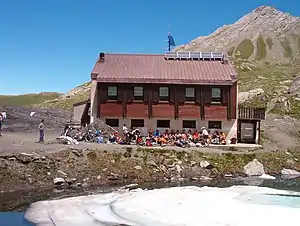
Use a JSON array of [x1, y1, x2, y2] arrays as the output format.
[[98, 52, 105, 62]]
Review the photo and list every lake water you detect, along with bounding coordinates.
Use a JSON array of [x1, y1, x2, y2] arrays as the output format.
[[1, 177, 300, 226]]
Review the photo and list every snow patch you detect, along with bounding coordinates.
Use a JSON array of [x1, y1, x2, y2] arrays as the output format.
[[25, 186, 300, 226]]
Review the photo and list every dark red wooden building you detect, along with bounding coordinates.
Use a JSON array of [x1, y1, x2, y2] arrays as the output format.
[[87, 51, 249, 141]]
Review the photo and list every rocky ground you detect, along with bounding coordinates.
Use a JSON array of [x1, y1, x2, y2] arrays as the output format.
[[0, 105, 71, 132], [1, 129, 300, 210]]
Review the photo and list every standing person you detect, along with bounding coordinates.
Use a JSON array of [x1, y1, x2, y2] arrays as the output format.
[[38, 119, 45, 142], [0, 113, 3, 136]]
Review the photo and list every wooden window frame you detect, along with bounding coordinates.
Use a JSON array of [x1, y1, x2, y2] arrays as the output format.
[[182, 120, 196, 129], [131, 119, 144, 127], [211, 87, 222, 104], [159, 87, 169, 102], [105, 118, 119, 127], [185, 87, 195, 102], [208, 121, 222, 129], [107, 86, 118, 101], [133, 86, 144, 101], [157, 120, 170, 128]]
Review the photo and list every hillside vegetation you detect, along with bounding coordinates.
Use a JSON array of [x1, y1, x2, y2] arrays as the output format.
[[39, 82, 91, 109], [0, 93, 61, 106]]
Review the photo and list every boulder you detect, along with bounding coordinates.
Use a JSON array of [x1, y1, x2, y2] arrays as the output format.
[[238, 88, 264, 104], [281, 168, 300, 179], [243, 159, 265, 176], [53, 177, 65, 185], [200, 160, 213, 169]]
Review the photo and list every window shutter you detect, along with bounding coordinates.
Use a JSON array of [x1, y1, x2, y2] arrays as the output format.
[[169, 87, 175, 104], [99, 86, 107, 104], [178, 86, 186, 104], [222, 87, 229, 104], [127, 86, 134, 103], [152, 87, 159, 104], [195, 87, 201, 104], [117, 86, 123, 103], [144, 86, 149, 103], [203, 87, 212, 105]]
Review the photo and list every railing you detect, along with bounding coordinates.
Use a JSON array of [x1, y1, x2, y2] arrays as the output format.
[[238, 107, 266, 120]]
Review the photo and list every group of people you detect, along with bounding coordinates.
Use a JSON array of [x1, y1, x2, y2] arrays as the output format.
[[107, 124, 227, 148]]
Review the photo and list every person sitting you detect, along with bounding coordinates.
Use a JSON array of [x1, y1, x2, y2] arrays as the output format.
[[220, 132, 227, 145], [157, 135, 167, 146], [193, 130, 200, 143], [154, 129, 160, 137]]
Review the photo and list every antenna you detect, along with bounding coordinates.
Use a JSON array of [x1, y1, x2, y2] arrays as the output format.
[[165, 32, 176, 51]]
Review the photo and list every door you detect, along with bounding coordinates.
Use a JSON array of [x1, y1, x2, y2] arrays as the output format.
[[240, 122, 255, 143]]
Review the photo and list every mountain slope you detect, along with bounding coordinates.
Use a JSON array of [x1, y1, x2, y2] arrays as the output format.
[[176, 5, 300, 117], [0, 92, 61, 106], [176, 6, 300, 63], [40, 82, 91, 108]]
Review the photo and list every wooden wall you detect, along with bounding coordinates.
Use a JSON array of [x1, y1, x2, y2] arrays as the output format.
[[97, 82, 237, 120]]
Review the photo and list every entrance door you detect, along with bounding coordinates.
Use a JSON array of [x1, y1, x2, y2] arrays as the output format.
[[240, 122, 255, 143]]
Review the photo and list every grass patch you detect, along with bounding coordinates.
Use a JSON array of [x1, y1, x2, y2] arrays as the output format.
[[235, 39, 254, 59], [266, 37, 273, 49], [227, 46, 235, 56], [281, 39, 293, 58], [39, 82, 91, 109], [0, 93, 61, 106], [256, 35, 267, 60]]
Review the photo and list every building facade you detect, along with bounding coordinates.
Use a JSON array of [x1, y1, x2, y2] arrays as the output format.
[[89, 52, 240, 140]]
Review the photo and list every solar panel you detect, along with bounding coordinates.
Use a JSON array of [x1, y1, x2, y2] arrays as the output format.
[[165, 51, 225, 61], [177, 52, 190, 59], [165, 51, 226, 60], [168, 35, 176, 46]]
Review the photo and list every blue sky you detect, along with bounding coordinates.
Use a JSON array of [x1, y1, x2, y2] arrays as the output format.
[[0, 0, 299, 95]]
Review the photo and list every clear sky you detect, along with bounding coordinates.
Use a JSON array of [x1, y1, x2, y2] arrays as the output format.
[[0, 0, 299, 95]]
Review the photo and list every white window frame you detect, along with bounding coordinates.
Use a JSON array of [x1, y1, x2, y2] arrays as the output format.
[[211, 87, 221, 102], [185, 87, 195, 97], [159, 87, 169, 97], [134, 86, 143, 97], [108, 86, 117, 96]]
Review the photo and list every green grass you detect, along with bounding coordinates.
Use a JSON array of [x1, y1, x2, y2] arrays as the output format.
[[0, 93, 61, 106], [235, 39, 254, 59], [256, 35, 267, 60], [227, 46, 235, 56], [266, 37, 273, 49], [281, 39, 293, 58], [40, 82, 91, 109]]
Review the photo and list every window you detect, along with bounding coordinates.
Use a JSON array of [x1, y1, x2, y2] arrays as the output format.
[[159, 87, 169, 101], [131, 119, 144, 127], [107, 86, 118, 100], [157, 120, 170, 128], [134, 86, 144, 100], [105, 118, 119, 127], [211, 87, 221, 103], [185, 87, 195, 102], [183, 120, 196, 129], [208, 121, 222, 129]]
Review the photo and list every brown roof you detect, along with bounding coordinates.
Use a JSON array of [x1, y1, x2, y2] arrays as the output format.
[[91, 53, 237, 85]]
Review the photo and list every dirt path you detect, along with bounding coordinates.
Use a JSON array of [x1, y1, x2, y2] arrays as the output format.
[[0, 131, 256, 155]]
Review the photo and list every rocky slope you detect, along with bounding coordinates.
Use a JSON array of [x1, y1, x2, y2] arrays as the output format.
[[40, 82, 91, 109], [0, 105, 71, 132], [177, 5, 300, 117], [176, 5, 300, 64]]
